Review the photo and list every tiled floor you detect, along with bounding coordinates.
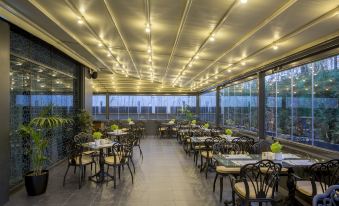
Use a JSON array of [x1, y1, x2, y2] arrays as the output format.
[[6, 136, 231, 206]]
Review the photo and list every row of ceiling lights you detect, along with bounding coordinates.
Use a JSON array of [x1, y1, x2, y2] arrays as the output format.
[[75, 8, 130, 79], [172, 0, 251, 90]]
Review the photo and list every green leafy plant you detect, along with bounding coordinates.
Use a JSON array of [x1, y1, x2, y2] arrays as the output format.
[[127, 117, 132, 123], [203, 123, 209, 129], [270, 141, 283, 153], [75, 110, 92, 133], [225, 129, 233, 136], [191, 120, 196, 125], [93, 131, 103, 140], [19, 106, 73, 176], [111, 124, 119, 131]]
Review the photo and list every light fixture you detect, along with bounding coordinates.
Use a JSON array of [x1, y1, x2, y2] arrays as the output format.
[[194, 55, 199, 60], [77, 16, 83, 24], [145, 24, 151, 33], [148, 57, 152, 62], [272, 43, 279, 50], [98, 43, 103, 47], [241, 61, 246, 66], [240, 0, 248, 4], [188, 63, 192, 67], [209, 34, 215, 42], [147, 47, 152, 53], [227, 69, 232, 73], [107, 53, 111, 57]]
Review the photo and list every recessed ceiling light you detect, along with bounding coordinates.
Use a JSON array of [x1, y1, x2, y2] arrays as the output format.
[[107, 53, 111, 57], [209, 35, 215, 42], [188, 63, 192, 67], [272, 44, 279, 50], [240, 0, 248, 4], [145, 24, 151, 33], [227, 69, 232, 73], [98, 43, 103, 47], [194, 55, 199, 60], [241, 61, 246, 66], [77, 18, 83, 24], [147, 47, 152, 53]]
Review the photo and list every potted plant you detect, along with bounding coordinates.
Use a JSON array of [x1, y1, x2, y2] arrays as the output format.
[[127, 118, 134, 125], [191, 120, 196, 125], [93, 131, 103, 145], [74, 110, 92, 134], [270, 140, 283, 160], [19, 106, 73, 196], [111, 124, 119, 132], [225, 129, 233, 137], [169, 119, 175, 124], [203, 123, 209, 129]]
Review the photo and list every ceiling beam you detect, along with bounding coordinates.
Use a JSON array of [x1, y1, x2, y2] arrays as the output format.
[[185, 0, 297, 87], [103, 0, 141, 79], [196, 5, 339, 91], [0, 1, 98, 71], [27, 0, 112, 72], [172, 0, 238, 86], [161, 0, 192, 84]]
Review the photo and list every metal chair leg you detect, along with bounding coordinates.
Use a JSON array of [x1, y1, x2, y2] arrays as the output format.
[[213, 173, 218, 192], [63, 164, 70, 186]]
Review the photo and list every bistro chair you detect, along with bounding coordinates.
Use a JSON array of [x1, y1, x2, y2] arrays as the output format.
[[200, 137, 221, 178], [251, 140, 271, 154], [213, 141, 241, 202], [231, 136, 255, 154], [105, 142, 134, 188], [63, 140, 96, 189], [230, 160, 282, 206], [74, 132, 97, 156], [294, 159, 339, 203]]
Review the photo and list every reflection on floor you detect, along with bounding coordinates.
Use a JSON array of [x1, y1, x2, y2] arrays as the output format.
[[6, 136, 243, 206]]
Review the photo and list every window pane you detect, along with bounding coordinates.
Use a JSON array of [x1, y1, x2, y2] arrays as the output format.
[[199, 91, 216, 123], [265, 55, 339, 152]]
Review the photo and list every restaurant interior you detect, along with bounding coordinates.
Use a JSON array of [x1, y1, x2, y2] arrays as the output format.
[[0, 0, 338, 206]]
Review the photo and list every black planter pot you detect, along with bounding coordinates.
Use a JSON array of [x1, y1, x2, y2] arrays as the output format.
[[24, 170, 49, 196]]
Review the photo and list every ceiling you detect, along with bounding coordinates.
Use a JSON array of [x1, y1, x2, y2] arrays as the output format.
[[0, 0, 338, 93]]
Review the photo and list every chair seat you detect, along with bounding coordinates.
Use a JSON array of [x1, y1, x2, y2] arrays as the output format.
[[216, 166, 240, 174], [186, 138, 191, 143], [70, 156, 93, 165], [296, 181, 326, 197], [234, 182, 274, 199], [159, 128, 167, 131], [105, 156, 124, 165], [201, 151, 213, 158], [194, 145, 205, 149], [259, 167, 288, 174], [82, 150, 96, 155]]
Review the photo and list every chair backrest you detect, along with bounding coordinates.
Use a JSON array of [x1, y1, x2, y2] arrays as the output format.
[[240, 160, 281, 199], [213, 141, 240, 155], [308, 159, 339, 195], [74, 132, 93, 144], [65, 139, 84, 164], [232, 136, 255, 154], [251, 140, 271, 154], [109, 142, 129, 164], [312, 184, 339, 206]]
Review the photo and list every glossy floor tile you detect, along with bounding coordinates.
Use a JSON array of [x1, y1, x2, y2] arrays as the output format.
[[5, 136, 245, 206]]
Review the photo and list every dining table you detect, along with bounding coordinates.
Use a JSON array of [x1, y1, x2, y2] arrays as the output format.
[[107, 130, 129, 142], [83, 139, 118, 183], [161, 122, 176, 138], [213, 153, 324, 205]]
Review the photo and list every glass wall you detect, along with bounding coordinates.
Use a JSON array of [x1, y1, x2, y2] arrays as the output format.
[[92, 95, 106, 120], [9, 27, 80, 187], [220, 79, 258, 132], [97, 95, 197, 120], [199, 91, 216, 123], [265, 55, 339, 151]]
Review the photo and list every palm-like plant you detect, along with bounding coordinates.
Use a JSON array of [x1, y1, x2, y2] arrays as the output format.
[[19, 106, 73, 176]]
